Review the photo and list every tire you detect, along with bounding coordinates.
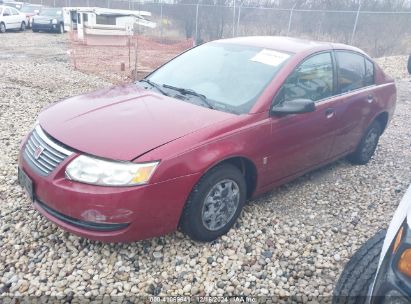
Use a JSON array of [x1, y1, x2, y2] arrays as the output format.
[[348, 120, 382, 165], [179, 164, 246, 242], [407, 55, 411, 75], [0, 22, 5, 33], [20, 21, 26, 31], [32, 29, 39, 32], [333, 230, 386, 304]]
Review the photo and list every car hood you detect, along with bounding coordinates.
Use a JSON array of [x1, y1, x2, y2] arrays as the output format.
[[39, 84, 235, 161], [33, 16, 52, 21]]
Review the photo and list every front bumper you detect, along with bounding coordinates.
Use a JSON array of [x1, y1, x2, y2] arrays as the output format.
[[18, 137, 200, 243], [32, 23, 59, 32], [370, 223, 411, 304]]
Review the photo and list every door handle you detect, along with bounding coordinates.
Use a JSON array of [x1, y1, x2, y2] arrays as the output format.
[[367, 95, 374, 103], [325, 108, 335, 119]]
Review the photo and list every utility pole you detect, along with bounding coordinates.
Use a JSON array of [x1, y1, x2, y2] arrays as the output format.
[[232, 0, 236, 37], [351, 0, 362, 44], [287, 2, 297, 34], [195, 2, 199, 45]]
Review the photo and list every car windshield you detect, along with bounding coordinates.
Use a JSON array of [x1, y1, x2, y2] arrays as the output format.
[[39, 8, 62, 16], [20, 6, 40, 13], [146, 43, 292, 114]]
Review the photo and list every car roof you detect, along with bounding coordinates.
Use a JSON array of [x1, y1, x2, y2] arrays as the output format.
[[215, 36, 364, 55]]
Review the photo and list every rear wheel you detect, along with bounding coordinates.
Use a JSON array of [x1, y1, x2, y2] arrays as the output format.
[[333, 230, 386, 304], [0, 22, 5, 33], [179, 164, 246, 242], [348, 120, 382, 165], [20, 21, 26, 31], [32, 28, 39, 32]]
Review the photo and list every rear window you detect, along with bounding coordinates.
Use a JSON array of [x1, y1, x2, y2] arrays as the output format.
[[336, 51, 374, 93], [39, 8, 62, 16]]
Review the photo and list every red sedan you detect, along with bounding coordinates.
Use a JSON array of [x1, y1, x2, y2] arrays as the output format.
[[18, 36, 396, 242]]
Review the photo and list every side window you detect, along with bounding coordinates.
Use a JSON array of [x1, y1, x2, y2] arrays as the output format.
[[4, 8, 11, 16], [275, 52, 334, 104], [364, 58, 375, 86], [83, 13, 88, 22], [336, 51, 366, 93], [11, 8, 19, 15], [96, 15, 116, 25]]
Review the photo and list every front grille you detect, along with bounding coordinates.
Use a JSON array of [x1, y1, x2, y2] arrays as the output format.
[[35, 20, 50, 25], [24, 125, 73, 176]]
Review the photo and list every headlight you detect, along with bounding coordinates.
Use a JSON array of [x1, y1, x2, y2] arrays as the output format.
[[65, 155, 159, 186], [52, 19, 57, 24]]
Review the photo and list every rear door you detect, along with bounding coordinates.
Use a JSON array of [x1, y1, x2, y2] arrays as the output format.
[[329, 51, 376, 157], [265, 52, 339, 184], [10, 7, 21, 28]]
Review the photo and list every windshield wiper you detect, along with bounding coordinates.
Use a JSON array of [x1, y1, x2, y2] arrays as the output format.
[[162, 84, 214, 109], [139, 79, 169, 96]]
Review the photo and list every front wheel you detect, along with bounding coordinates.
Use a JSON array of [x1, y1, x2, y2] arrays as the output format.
[[348, 120, 382, 165], [20, 21, 26, 31], [333, 230, 386, 304], [0, 22, 6, 33], [179, 164, 246, 242]]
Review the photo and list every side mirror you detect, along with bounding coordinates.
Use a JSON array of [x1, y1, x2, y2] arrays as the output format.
[[34, 10, 39, 14], [271, 98, 316, 115]]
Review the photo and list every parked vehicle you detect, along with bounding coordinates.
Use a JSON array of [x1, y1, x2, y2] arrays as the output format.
[[0, 5, 26, 33], [1, 1, 25, 10], [333, 185, 411, 303], [32, 7, 64, 33], [20, 4, 42, 28], [18, 36, 396, 243]]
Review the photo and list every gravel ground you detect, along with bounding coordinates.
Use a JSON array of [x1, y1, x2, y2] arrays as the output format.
[[0, 32, 410, 301]]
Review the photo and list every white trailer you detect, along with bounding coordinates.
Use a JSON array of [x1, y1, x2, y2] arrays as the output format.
[[64, 7, 156, 44]]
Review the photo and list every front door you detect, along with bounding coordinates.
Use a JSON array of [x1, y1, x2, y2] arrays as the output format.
[[264, 52, 339, 185], [3, 8, 15, 29]]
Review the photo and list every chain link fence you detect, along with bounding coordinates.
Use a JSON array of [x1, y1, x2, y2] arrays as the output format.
[[26, 0, 411, 56], [23, 0, 411, 82]]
